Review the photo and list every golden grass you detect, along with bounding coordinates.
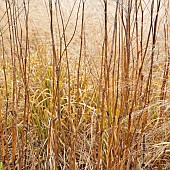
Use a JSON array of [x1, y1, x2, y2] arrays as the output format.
[[0, 0, 170, 169]]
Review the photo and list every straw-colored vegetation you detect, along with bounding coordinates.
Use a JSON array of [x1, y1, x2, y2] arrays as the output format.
[[0, 0, 170, 169]]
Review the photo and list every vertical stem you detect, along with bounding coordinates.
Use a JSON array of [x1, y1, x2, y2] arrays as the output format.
[[97, 0, 108, 169]]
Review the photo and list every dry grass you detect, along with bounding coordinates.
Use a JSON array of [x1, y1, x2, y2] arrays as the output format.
[[0, 0, 170, 169]]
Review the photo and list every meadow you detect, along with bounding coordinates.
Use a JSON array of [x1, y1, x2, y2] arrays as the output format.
[[0, 0, 170, 169]]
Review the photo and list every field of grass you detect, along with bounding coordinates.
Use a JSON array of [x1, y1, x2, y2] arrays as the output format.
[[0, 0, 170, 169]]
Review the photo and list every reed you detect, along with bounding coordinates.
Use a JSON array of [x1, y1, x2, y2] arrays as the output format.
[[0, 0, 169, 169]]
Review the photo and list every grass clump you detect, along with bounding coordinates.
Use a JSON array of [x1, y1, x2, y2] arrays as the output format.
[[0, 0, 170, 169]]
